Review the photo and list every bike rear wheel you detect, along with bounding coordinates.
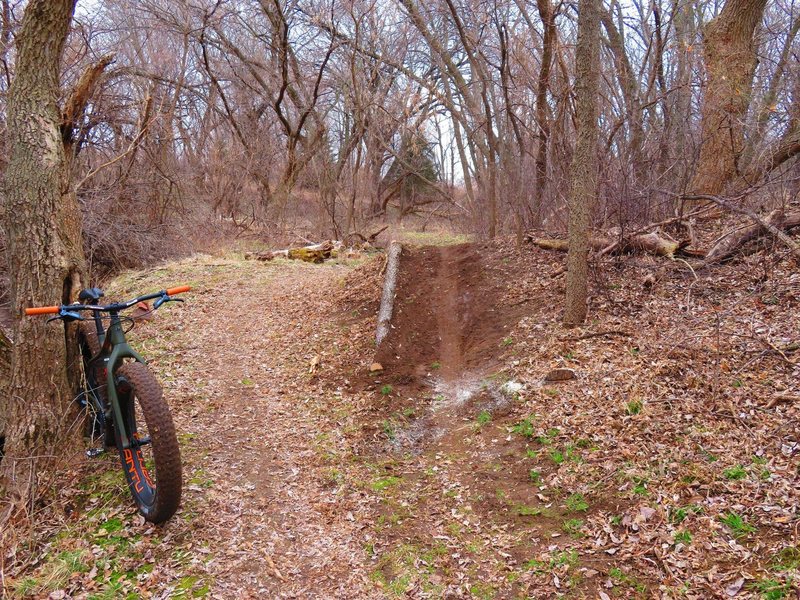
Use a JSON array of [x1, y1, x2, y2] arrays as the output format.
[[76, 323, 107, 443], [114, 362, 182, 523]]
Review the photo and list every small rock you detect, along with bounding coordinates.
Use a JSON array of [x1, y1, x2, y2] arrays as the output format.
[[369, 362, 384, 373], [640, 506, 657, 521], [725, 577, 745, 596], [544, 368, 576, 382]]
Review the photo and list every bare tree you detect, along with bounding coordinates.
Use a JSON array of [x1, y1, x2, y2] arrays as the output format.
[[564, 0, 601, 326]]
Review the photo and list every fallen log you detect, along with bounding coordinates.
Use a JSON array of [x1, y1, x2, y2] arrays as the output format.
[[700, 208, 800, 266], [527, 237, 608, 252], [528, 232, 686, 258], [376, 241, 402, 346], [245, 240, 340, 264]]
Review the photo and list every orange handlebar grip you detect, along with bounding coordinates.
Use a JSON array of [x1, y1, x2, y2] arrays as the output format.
[[25, 306, 60, 316], [166, 285, 191, 295]]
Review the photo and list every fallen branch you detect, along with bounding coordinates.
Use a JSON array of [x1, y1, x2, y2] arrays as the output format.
[[598, 205, 715, 256], [528, 232, 687, 258], [682, 197, 800, 266], [376, 241, 402, 346], [346, 225, 389, 245]]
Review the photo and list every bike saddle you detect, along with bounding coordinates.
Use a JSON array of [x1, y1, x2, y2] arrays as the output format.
[[78, 287, 104, 303]]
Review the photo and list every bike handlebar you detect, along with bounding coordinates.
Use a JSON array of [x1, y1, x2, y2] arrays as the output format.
[[24, 306, 60, 316], [24, 285, 191, 317], [166, 285, 191, 295]]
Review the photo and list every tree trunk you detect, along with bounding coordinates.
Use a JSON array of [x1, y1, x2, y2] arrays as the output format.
[[533, 0, 556, 223], [564, 0, 601, 326], [687, 0, 768, 201], [1, 0, 85, 516]]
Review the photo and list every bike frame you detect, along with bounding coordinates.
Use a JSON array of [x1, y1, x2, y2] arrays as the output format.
[[88, 310, 146, 450]]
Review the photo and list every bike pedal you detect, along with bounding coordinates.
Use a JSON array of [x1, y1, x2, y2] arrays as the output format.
[[86, 447, 106, 458]]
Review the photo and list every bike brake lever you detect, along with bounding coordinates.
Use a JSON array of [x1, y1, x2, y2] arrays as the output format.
[[153, 296, 184, 310], [47, 309, 84, 323]]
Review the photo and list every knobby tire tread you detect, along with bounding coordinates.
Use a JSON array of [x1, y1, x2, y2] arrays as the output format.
[[116, 362, 182, 523]]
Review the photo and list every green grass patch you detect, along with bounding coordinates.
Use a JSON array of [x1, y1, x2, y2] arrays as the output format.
[[511, 417, 535, 438], [751, 578, 793, 600], [565, 493, 589, 512], [674, 529, 692, 545], [723, 465, 747, 480], [719, 512, 756, 539], [625, 398, 643, 415], [515, 504, 544, 517], [609, 567, 647, 593], [771, 546, 800, 571], [371, 475, 402, 493], [563, 518, 584, 536]]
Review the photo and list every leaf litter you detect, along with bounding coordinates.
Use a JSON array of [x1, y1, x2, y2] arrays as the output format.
[[2, 233, 799, 599]]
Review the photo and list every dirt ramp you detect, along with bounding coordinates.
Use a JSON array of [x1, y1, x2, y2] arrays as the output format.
[[375, 243, 513, 385]]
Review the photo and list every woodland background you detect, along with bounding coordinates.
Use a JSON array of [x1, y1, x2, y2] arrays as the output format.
[[0, 0, 796, 282]]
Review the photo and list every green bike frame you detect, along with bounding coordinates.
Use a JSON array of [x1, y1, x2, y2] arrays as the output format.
[[99, 312, 146, 450]]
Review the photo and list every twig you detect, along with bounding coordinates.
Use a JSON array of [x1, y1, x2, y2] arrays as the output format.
[[558, 330, 632, 342], [765, 394, 798, 409]]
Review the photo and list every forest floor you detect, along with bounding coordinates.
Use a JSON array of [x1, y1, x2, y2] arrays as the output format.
[[2, 228, 799, 599]]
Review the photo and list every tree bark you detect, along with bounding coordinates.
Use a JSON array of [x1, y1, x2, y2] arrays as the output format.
[[1, 0, 85, 516], [533, 0, 556, 221], [687, 0, 768, 200], [564, 0, 601, 326], [0, 328, 11, 446], [376, 241, 402, 346]]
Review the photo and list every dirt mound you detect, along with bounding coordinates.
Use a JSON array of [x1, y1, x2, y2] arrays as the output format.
[[377, 243, 513, 379], [350, 243, 529, 452]]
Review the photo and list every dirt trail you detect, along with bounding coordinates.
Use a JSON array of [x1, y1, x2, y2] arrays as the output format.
[[155, 259, 378, 598], [436, 244, 466, 381], [13, 236, 800, 598]]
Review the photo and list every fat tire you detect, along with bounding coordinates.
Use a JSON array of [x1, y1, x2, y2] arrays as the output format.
[[115, 362, 182, 523]]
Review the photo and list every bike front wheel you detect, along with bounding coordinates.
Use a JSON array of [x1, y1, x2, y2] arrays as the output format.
[[114, 362, 182, 523]]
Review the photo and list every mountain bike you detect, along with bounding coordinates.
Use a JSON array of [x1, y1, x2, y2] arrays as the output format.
[[25, 285, 190, 523]]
